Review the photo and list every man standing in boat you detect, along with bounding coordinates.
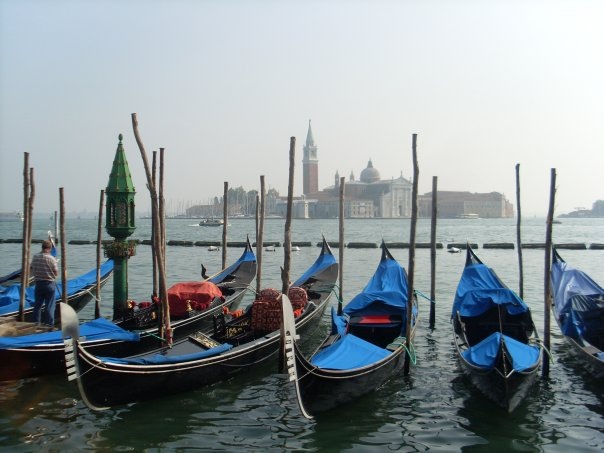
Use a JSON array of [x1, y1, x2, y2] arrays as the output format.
[[31, 240, 59, 326]]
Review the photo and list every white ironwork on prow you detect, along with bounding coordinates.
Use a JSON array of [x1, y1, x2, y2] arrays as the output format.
[[64, 338, 78, 382], [280, 294, 314, 419]]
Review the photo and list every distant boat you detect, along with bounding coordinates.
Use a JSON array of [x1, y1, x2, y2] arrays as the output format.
[[207, 245, 220, 251], [265, 245, 276, 252], [0, 211, 24, 222], [448, 247, 461, 254], [199, 218, 224, 227], [292, 246, 301, 252], [457, 213, 480, 219]]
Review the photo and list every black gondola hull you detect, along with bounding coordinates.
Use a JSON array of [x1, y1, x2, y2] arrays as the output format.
[[0, 245, 257, 381], [73, 296, 330, 408], [0, 276, 253, 381], [294, 345, 407, 414]]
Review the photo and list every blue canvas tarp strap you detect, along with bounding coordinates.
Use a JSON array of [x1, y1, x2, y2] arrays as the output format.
[[0, 317, 139, 349]]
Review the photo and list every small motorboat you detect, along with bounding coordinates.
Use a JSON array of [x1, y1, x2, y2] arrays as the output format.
[[448, 247, 461, 253], [199, 218, 224, 227]]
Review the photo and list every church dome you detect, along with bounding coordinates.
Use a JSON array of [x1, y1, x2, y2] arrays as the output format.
[[360, 159, 380, 183]]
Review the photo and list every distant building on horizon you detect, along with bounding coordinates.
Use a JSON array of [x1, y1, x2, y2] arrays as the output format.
[[418, 191, 514, 218]]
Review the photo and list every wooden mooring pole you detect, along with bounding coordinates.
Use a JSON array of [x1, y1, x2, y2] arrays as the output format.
[[18, 153, 31, 322], [132, 113, 171, 345], [543, 168, 556, 378], [429, 176, 437, 330], [59, 188, 67, 306], [338, 176, 345, 315], [516, 163, 524, 299], [256, 176, 266, 295], [151, 151, 158, 298], [282, 138, 295, 294], [95, 190, 104, 319], [405, 133, 419, 376], [222, 181, 228, 269]]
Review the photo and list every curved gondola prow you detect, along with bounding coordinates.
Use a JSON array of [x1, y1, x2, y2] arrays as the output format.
[[320, 235, 333, 257], [552, 246, 564, 265], [280, 293, 313, 420], [60, 303, 109, 411], [380, 240, 395, 262], [465, 243, 482, 266]]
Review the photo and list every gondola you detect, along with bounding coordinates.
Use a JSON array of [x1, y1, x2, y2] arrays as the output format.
[[0, 259, 114, 319], [0, 233, 56, 295], [0, 268, 33, 287], [0, 240, 256, 381], [60, 238, 338, 410], [551, 248, 604, 377], [281, 242, 417, 418], [451, 246, 542, 412]]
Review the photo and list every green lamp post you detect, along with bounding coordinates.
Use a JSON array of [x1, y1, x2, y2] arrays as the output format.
[[104, 133, 136, 319]]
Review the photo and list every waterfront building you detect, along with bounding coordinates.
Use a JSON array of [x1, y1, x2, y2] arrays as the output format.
[[418, 191, 514, 218]]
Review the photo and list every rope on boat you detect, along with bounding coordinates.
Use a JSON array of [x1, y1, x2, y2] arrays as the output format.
[[414, 289, 434, 304], [531, 338, 554, 364]]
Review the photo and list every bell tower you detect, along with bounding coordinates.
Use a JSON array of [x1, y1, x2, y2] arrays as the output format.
[[302, 120, 318, 195]]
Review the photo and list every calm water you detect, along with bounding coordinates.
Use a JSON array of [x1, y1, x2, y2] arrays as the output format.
[[1, 217, 603, 452]]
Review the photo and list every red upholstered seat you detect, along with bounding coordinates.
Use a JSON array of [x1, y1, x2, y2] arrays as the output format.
[[251, 288, 282, 332], [287, 286, 308, 312]]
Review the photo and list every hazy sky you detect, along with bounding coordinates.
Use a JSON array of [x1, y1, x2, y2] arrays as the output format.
[[1, 0, 602, 217]]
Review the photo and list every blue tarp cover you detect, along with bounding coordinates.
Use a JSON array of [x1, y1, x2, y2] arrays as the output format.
[[292, 244, 336, 287], [0, 317, 139, 349], [310, 332, 391, 370], [343, 252, 408, 317], [100, 342, 233, 365], [0, 259, 114, 315], [551, 259, 604, 338], [208, 247, 256, 284], [461, 332, 540, 371], [452, 263, 529, 318]]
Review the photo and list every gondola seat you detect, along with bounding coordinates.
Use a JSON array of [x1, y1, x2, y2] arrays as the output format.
[[251, 289, 282, 333]]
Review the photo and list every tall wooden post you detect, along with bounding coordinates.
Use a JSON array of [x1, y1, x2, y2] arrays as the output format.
[[405, 133, 419, 375], [338, 176, 345, 315], [132, 114, 171, 344], [282, 138, 295, 294], [516, 163, 524, 299], [151, 151, 158, 297], [543, 168, 556, 378], [429, 176, 437, 330], [256, 176, 266, 294], [222, 182, 228, 269], [19, 153, 30, 321], [59, 188, 67, 306], [95, 190, 104, 319]]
